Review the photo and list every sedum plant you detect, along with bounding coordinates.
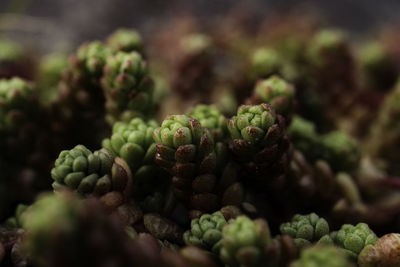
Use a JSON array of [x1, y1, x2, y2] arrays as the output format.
[[184, 211, 227, 253]]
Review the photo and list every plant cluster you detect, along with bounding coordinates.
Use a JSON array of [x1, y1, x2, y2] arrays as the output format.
[[2, 12, 400, 267]]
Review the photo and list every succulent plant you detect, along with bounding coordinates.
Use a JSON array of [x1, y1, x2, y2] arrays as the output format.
[[227, 104, 292, 188], [21, 193, 139, 267], [358, 42, 397, 91], [139, 188, 175, 215], [366, 80, 400, 174], [4, 204, 28, 228], [51, 145, 132, 204], [3, 22, 400, 267], [247, 75, 296, 119], [287, 150, 316, 200], [171, 33, 215, 101], [153, 114, 218, 212], [280, 213, 331, 250], [0, 77, 51, 219], [220, 216, 271, 267], [358, 233, 400, 267], [154, 114, 243, 214], [331, 223, 378, 259], [288, 116, 360, 172], [37, 53, 68, 103], [183, 211, 227, 253], [307, 29, 350, 69], [63, 41, 110, 89], [250, 47, 281, 79], [287, 116, 319, 161], [101, 51, 154, 124], [187, 104, 228, 141], [0, 77, 35, 132], [290, 245, 354, 267], [102, 117, 166, 200], [0, 39, 23, 63], [53, 41, 110, 150], [102, 118, 158, 170], [180, 33, 212, 56], [306, 29, 356, 125], [0, 38, 34, 79], [106, 28, 143, 53], [318, 131, 360, 172]]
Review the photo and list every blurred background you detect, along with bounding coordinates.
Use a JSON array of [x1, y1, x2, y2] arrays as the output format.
[[1, 0, 400, 54]]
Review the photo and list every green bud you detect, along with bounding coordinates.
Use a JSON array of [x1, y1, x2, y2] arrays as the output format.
[[318, 131, 360, 172], [187, 104, 228, 141], [102, 51, 153, 124], [77, 41, 110, 76], [106, 28, 143, 53], [184, 211, 227, 254], [358, 42, 397, 91], [280, 213, 330, 250], [251, 75, 295, 117], [291, 245, 353, 267], [228, 104, 277, 145], [51, 145, 130, 197], [333, 223, 378, 259], [308, 29, 347, 68], [220, 216, 271, 267], [250, 47, 281, 78]]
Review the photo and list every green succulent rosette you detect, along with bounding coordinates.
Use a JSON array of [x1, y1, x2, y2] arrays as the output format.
[[307, 29, 348, 68], [249, 75, 295, 118], [306, 29, 355, 105], [250, 47, 281, 79], [288, 116, 360, 172], [0, 38, 34, 79], [153, 114, 220, 212], [102, 118, 168, 199], [290, 245, 353, 267], [318, 131, 360, 173], [358, 42, 397, 91], [280, 213, 331, 250], [331, 223, 378, 260], [37, 53, 68, 103], [184, 211, 227, 253], [63, 41, 111, 89], [0, 77, 49, 163], [106, 28, 143, 53], [103, 118, 158, 171], [0, 77, 52, 220], [287, 116, 319, 161], [76, 41, 110, 77], [220, 216, 271, 267], [101, 51, 154, 124], [307, 29, 357, 105], [171, 33, 214, 100], [51, 145, 132, 198], [187, 104, 228, 141], [0, 77, 35, 131], [180, 33, 212, 55], [0, 39, 23, 62], [4, 204, 28, 228], [21, 193, 138, 267], [227, 104, 292, 184]]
